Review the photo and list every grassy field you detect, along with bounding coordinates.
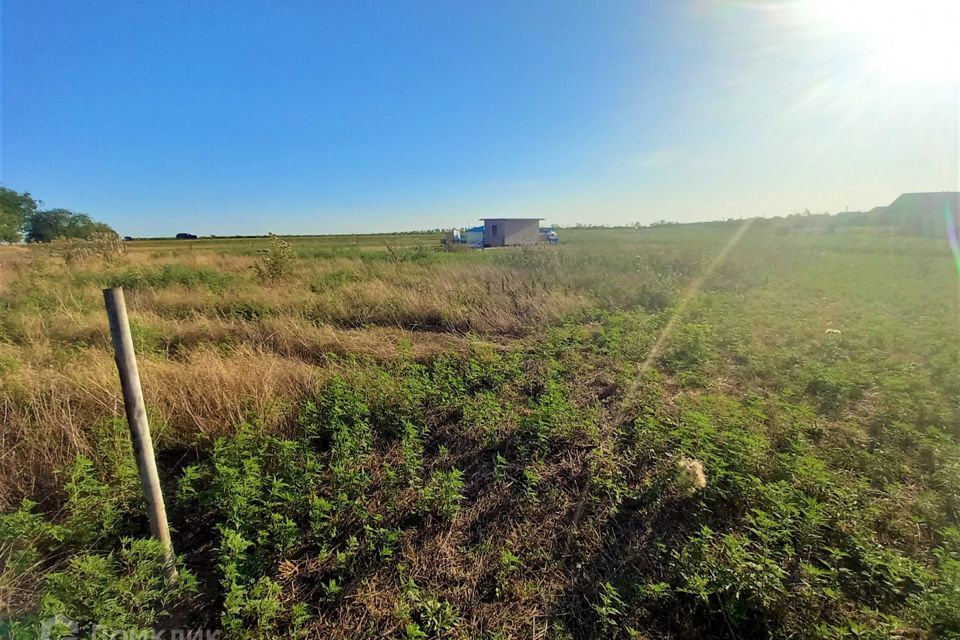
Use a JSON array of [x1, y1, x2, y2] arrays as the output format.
[[1, 223, 958, 638]]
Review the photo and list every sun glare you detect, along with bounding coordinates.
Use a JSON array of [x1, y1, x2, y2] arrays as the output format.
[[807, 0, 960, 85]]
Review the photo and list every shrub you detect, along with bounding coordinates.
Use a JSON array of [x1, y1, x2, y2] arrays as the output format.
[[516, 377, 578, 459], [37, 537, 196, 633], [673, 526, 787, 626], [400, 421, 426, 485], [254, 233, 297, 281], [0, 499, 62, 583], [592, 581, 626, 630], [48, 232, 124, 266], [415, 596, 460, 636], [419, 469, 465, 521], [804, 363, 855, 414], [188, 424, 320, 552], [463, 391, 506, 446], [402, 573, 460, 637], [218, 528, 284, 637], [496, 547, 522, 597], [660, 322, 713, 377], [916, 543, 960, 636]]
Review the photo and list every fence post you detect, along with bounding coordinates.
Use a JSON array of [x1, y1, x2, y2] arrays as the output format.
[[103, 287, 178, 585]]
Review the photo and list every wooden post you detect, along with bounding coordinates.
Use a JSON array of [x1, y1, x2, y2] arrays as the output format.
[[103, 287, 178, 585]]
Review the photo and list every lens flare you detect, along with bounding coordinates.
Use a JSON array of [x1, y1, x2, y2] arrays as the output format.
[[637, 217, 755, 378], [805, 0, 960, 85], [946, 204, 960, 275]]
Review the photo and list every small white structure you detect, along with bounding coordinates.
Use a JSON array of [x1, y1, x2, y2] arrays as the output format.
[[481, 218, 543, 247]]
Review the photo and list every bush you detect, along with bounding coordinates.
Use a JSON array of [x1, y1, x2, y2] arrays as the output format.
[[254, 234, 297, 281], [419, 469, 465, 521], [218, 528, 284, 637], [48, 232, 125, 266], [673, 526, 787, 626], [916, 542, 960, 637], [660, 322, 713, 376], [38, 537, 196, 633]]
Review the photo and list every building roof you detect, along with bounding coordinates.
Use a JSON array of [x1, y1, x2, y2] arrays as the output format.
[[872, 192, 959, 236], [886, 192, 959, 214], [479, 217, 545, 221]]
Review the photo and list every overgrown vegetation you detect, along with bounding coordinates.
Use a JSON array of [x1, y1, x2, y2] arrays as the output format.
[[1, 220, 958, 638]]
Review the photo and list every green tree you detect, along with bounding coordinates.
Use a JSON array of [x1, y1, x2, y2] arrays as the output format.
[[0, 187, 38, 243], [23, 208, 117, 243]]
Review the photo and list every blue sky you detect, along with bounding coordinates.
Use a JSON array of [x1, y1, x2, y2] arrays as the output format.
[[2, 1, 957, 236]]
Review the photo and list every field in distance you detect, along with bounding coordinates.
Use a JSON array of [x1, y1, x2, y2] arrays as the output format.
[[1, 221, 958, 638]]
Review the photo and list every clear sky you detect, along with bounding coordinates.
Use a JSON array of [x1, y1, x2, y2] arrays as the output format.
[[2, 0, 958, 236]]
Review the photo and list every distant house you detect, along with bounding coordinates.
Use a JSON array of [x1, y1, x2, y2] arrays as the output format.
[[876, 192, 960, 236], [481, 218, 543, 247]]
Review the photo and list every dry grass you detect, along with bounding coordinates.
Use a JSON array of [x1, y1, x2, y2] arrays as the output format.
[[0, 246, 33, 296], [0, 238, 585, 509], [0, 346, 318, 509]]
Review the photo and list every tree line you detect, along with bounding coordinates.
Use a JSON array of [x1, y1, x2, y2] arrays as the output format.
[[0, 186, 116, 243]]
